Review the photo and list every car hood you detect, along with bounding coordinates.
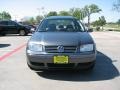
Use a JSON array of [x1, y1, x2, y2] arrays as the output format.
[[30, 32, 94, 46]]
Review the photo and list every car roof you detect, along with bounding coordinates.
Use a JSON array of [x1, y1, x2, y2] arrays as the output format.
[[0, 20, 14, 22], [45, 16, 76, 20]]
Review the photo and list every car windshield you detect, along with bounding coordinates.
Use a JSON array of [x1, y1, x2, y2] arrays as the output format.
[[17, 22, 23, 26], [37, 19, 85, 32]]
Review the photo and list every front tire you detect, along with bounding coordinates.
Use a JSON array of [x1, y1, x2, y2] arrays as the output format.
[[19, 30, 27, 36], [0, 32, 6, 36]]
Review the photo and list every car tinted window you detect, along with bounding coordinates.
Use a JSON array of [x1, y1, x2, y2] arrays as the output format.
[[38, 19, 85, 32], [0, 21, 8, 25], [8, 21, 16, 26]]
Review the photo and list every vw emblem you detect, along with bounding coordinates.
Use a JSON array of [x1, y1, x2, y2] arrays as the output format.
[[57, 46, 64, 52]]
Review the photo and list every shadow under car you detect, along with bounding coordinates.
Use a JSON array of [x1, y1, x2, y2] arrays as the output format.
[[36, 51, 119, 82]]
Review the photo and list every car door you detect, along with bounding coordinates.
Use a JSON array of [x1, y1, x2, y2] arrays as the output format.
[[7, 21, 18, 34], [0, 21, 9, 34], [0, 21, 4, 33]]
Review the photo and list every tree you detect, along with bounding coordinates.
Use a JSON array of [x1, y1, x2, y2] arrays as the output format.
[[36, 15, 43, 24], [83, 4, 102, 28], [79, 8, 87, 21], [0, 11, 11, 20], [69, 8, 87, 20], [99, 16, 106, 30], [72, 8, 81, 20], [47, 11, 57, 17], [92, 16, 106, 30], [59, 11, 70, 16], [23, 17, 36, 25], [29, 17, 36, 24], [113, 0, 120, 12], [92, 20, 99, 27], [117, 19, 120, 24]]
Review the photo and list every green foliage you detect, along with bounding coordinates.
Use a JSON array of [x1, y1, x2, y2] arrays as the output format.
[[36, 15, 43, 23], [83, 4, 102, 28], [105, 23, 120, 31], [23, 17, 36, 25], [84, 4, 101, 16], [79, 8, 87, 20], [29, 17, 36, 24], [92, 20, 99, 27], [71, 8, 81, 20], [47, 11, 57, 17], [92, 16, 106, 27], [31, 4, 102, 25], [0, 11, 11, 20], [69, 8, 87, 20], [22, 16, 43, 25], [117, 19, 120, 24], [59, 11, 70, 16], [19, 4, 102, 25]]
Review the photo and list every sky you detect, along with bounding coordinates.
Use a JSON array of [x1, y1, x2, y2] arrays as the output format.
[[0, 0, 119, 22]]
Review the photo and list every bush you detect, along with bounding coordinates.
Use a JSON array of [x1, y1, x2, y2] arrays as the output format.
[[96, 27, 100, 31]]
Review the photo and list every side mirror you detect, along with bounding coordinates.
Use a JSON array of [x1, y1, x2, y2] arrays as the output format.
[[87, 28, 93, 32]]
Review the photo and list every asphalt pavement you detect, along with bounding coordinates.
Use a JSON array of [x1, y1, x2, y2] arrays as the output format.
[[0, 32, 120, 90]]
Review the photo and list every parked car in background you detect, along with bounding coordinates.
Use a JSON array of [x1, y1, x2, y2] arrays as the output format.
[[26, 16, 96, 71], [27, 24, 37, 33], [0, 20, 31, 36], [19, 22, 37, 33]]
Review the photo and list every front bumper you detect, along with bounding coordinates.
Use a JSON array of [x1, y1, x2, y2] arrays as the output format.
[[26, 51, 96, 70]]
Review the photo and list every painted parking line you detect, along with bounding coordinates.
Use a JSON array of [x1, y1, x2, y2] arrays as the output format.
[[0, 43, 26, 61]]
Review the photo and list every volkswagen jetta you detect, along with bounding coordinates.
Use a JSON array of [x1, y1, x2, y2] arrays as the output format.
[[26, 16, 96, 71]]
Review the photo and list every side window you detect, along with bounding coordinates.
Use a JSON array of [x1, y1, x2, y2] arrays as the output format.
[[0, 21, 8, 25], [8, 21, 16, 26], [0, 22, 2, 25]]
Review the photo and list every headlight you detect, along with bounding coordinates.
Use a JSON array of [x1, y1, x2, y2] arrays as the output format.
[[28, 42, 43, 52], [80, 44, 94, 52]]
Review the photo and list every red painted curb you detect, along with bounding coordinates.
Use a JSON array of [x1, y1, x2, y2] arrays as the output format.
[[0, 43, 26, 61]]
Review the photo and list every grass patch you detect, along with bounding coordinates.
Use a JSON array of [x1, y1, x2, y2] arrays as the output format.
[[91, 24, 120, 32]]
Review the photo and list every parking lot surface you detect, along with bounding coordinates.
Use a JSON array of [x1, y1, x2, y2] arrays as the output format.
[[0, 32, 120, 90]]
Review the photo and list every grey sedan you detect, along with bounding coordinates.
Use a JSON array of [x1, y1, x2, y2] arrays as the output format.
[[26, 16, 96, 71]]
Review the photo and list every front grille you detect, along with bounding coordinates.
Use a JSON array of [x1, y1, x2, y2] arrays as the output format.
[[45, 46, 77, 53]]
